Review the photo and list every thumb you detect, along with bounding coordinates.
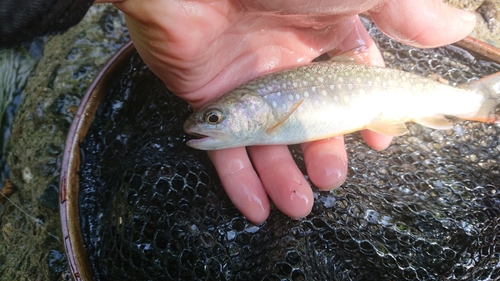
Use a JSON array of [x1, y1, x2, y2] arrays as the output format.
[[369, 0, 476, 48]]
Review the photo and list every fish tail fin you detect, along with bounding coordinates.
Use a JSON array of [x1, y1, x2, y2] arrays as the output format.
[[461, 72, 500, 123]]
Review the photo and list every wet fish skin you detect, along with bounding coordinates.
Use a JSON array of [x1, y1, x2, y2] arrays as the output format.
[[184, 61, 500, 150]]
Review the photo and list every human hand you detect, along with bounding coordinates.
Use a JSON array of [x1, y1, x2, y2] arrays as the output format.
[[112, 0, 476, 224]]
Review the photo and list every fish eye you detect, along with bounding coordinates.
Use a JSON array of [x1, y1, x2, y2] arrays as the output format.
[[204, 109, 223, 125]]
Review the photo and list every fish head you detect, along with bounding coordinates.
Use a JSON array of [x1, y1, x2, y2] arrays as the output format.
[[183, 91, 273, 150]]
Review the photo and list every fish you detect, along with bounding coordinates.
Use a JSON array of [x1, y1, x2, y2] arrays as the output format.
[[183, 60, 500, 150]]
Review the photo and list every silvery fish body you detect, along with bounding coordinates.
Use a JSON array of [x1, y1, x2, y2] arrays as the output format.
[[184, 62, 500, 150]]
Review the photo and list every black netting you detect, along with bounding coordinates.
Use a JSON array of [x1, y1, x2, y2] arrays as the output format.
[[79, 19, 500, 280]]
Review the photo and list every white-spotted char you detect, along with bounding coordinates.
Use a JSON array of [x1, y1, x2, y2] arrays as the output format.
[[184, 61, 500, 150]]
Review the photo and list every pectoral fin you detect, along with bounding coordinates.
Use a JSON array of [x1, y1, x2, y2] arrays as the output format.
[[266, 100, 303, 134], [366, 117, 409, 136], [414, 115, 454, 130]]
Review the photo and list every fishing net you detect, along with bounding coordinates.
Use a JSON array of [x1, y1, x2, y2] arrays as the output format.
[[78, 19, 500, 280]]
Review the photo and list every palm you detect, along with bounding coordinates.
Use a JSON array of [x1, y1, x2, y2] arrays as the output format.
[[119, 0, 378, 108]]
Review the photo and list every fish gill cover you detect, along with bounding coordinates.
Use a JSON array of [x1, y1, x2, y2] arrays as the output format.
[[78, 19, 500, 280]]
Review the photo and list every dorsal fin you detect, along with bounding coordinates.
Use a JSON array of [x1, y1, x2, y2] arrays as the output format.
[[266, 100, 303, 134]]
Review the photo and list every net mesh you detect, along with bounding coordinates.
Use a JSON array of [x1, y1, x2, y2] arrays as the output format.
[[78, 19, 500, 280]]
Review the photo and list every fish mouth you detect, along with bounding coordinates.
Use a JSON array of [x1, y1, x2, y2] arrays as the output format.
[[187, 131, 210, 139], [183, 126, 233, 150], [185, 133, 232, 150], [183, 116, 240, 150]]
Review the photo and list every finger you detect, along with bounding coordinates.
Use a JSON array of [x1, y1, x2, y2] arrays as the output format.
[[360, 130, 393, 151], [248, 145, 313, 219], [369, 0, 476, 48], [207, 148, 270, 224], [301, 137, 348, 191]]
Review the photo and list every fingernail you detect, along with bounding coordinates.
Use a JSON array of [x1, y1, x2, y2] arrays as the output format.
[[323, 154, 347, 188], [312, 152, 347, 190], [455, 9, 476, 22]]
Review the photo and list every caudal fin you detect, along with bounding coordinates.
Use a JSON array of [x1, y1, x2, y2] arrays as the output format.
[[461, 72, 500, 123]]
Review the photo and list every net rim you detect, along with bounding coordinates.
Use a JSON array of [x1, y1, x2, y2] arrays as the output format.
[[59, 40, 135, 281]]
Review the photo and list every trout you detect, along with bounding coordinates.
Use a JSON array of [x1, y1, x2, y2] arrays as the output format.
[[184, 61, 500, 150]]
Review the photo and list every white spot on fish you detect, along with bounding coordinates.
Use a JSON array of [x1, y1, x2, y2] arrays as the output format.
[[267, 86, 273, 91], [288, 95, 294, 101], [328, 75, 333, 79], [318, 77, 324, 83], [338, 77, 344, 82], [333, 95, 339, 102], [295, 94, 300, 100], [304, 91, 309, 98], [338, 84, 342, 90], [321, 90, 327, 96], [347, 84, 354, 90], [277, 92, 281, 97], [302, 81, 308, 86], [272, 101, 277, 108], [312, 86, 317, 92], [329, 85, 335, 90], [293, 82, 298, 87], [356, 77, 361, 83], [282, 83, 287, 88]]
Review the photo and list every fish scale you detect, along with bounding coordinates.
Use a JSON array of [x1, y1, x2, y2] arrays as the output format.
[[184, 61, 500, 150]]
